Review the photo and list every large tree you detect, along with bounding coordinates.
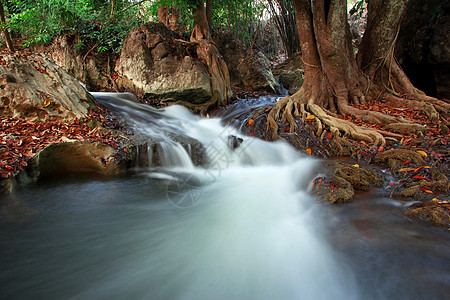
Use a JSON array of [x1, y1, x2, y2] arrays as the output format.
[[267, 0, 449, 146]]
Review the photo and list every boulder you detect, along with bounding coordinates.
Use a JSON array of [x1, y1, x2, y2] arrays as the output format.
[[212, 31, 279, 93], [0, 53, 95, 123], [33, 142, 126, 178], [115, 23, 212, 103]]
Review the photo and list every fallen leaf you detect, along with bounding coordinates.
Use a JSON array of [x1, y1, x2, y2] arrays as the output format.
[[306, 114, 315, 120], [401, 160, 411, 165], [306, 148, 312, 155], [413, 176, 427, 180], [378, 146, 384, 152], [248, 119, 254, 125], [416, 150, 427, 158], [4, 165, 14, 170], [42, 96, 51, 108], [398, 167, 416, 172], [352, 164, 359, 168], [206, 114, 210, 119]]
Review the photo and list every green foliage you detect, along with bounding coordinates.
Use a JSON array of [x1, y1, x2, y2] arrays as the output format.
[[7, 0, 149, 53], [349, 0, 368, 17], [211, 0, 263, 46]]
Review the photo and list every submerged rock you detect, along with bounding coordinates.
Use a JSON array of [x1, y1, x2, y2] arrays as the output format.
[[405, 202, 450, 229]]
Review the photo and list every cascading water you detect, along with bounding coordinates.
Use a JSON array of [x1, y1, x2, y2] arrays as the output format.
[[1, 94, 449, 299], [88, 93, 360, 299]]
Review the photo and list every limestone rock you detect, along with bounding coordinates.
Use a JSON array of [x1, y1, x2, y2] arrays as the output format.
[[213, 31, 279, 93], [0, 53, 95, 123], [115, 23, 212, 103]]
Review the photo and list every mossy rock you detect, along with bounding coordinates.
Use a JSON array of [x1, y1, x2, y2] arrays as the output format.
[[405, 204, 450, 228], [323, 175, 355, 204], [335, 165, 383, 191], [372, 149, 424, 172]]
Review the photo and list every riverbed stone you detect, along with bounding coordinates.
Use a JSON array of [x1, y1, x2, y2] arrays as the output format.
[[372, 149, 425, 172], [323, 175, 355, 204], [334, 165, 384, 191], [405, 202, 450, 229]]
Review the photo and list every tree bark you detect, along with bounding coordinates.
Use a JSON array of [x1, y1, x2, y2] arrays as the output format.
[[206, 0, 212, 32], [157, 0, 181, 32], [190, 0, 231, 110], [266, 0, 448, 146], [0, 0, 14, 52]]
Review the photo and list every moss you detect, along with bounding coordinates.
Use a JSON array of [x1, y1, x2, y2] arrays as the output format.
[[335, 165, 383, 191], [405, 206, 450, 228]]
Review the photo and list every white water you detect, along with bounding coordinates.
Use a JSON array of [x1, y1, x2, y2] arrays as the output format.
[[88, 94, 360, 299]]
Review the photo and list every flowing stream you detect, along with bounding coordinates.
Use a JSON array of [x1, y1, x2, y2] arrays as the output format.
[[1, 94, 449, 299]]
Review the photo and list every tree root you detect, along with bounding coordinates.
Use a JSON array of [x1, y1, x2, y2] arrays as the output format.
[[267, 95, 386, 146]]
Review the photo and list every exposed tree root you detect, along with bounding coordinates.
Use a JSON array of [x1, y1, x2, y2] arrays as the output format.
[[267, 94, 387, 147]]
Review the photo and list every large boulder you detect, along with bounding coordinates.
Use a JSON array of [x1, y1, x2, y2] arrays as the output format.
[[212, 31, 279, 93], [395, 0, 450, 98], [0, 53, 95, 122], [115, 23, 212, 104]]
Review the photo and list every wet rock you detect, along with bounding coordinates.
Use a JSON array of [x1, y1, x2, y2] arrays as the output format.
[[322, 175, 355, 204], [115, 22, 212, 103], [383, 123, 427, 135], [279, 69, 304, 95], [0, 53, 95, 123], [228, 135, 243, 150], [335, 165, 383, 191], [32, 142, 127, 178], [272, 52, 304, 94], [167, 133, 207, 167], [372, 149, 424, 173], [405, 202, 450, 229], [213, 31, 279, 93]]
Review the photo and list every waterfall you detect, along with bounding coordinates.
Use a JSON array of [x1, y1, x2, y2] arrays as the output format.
[[89, 93, 359, 299]]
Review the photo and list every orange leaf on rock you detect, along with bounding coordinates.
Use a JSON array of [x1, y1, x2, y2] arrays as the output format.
[[306, 148, 312, 155]]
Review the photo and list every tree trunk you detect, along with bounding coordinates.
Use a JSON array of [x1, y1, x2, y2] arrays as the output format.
[[157, 1, 181, 32], [0, 1, 14, 52], [266, 0, 448, 146], [206, 0, 212, 32], [190, 0, 231, 110]]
